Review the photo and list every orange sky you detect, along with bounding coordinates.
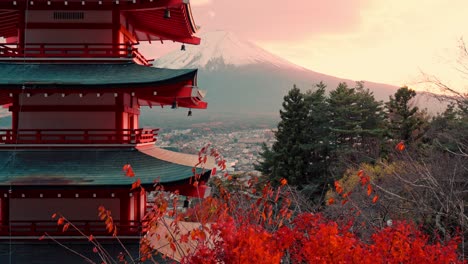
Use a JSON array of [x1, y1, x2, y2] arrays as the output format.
[[182, 0, 468, 93]]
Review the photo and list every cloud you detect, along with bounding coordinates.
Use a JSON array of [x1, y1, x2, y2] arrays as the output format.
[[192, 0, 369, 41], [208, 11, 215, 18], [190, 0, 212, 7], [258, 0, 468, 87]]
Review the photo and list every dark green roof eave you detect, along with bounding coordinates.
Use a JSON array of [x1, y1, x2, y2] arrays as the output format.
[[0, 62, 198, 88], [0, 147, 210, 186]]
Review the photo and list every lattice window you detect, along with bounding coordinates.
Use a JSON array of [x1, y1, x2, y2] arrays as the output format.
[[53, 12, 84, 20]]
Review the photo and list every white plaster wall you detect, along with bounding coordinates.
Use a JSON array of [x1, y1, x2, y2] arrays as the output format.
[[25, 29, 112, 44], [10, 198, 120, 221], [18, 112, 115, 129], [27, 10, 112, 23]]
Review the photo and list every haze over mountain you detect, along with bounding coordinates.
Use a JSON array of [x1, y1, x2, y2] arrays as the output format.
[[148, 31, 445, 128]]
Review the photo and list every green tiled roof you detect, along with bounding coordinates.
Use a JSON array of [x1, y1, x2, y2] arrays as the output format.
[[0, 62, 197, 88], [0, 147, 207, 186]]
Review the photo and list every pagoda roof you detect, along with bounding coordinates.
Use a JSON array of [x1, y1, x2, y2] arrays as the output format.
[[0, 62, 207, 108], [0, 145, 212, 186], [0, 0, 200, 44], [0, 62, 197, 88]]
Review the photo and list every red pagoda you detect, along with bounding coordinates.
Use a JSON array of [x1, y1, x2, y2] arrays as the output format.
[[0, 0, 210, 237]]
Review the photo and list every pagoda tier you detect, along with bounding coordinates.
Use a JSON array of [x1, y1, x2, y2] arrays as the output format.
[[0, 145, 213, 236], [0, 0, 199, 44], [0, 62, 207, 109], [0, 145, 211, 188], [0, 62, 207, 145]]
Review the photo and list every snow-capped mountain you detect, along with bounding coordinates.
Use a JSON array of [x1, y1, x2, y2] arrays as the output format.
[[153, 31, 305, 71], [146, 31, 447, 129]]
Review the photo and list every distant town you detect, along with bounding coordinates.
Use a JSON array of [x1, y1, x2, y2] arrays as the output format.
[[158, 128, 276, 173]]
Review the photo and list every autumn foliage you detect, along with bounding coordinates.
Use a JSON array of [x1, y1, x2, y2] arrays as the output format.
[[139, 153, 464, 263]]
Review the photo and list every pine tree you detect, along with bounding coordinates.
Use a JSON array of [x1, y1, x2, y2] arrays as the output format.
[[256, 85, 309, 187], [328, 82, 386, 173], [327, 82, 360, 151], [270, 84, 309, 186], [386, 87, 423, 142], [302, 82, 330, 194]]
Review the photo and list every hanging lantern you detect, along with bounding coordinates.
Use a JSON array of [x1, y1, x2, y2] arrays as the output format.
[[164, 8, 171, 19]]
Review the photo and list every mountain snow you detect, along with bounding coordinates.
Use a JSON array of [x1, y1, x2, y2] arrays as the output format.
[[153, 31, 305, 70]]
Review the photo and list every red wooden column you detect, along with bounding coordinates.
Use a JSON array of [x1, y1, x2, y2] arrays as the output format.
[[119, 190, 130, 226], [11, 93, 19, 142], [112, 8, 120, 51], [115, 94, 124, 142], [18, 10, 25, 51], [0, 197, 9, 235]]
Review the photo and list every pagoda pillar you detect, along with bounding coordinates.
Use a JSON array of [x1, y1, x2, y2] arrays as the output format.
[[115, 95, 124, 141], [0, 197, 9, 235], [112, 9, 120, 46], [11, 94, 19, 140]]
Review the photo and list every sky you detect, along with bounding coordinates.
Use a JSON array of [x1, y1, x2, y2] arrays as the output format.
[[169, 0, 468, 92]]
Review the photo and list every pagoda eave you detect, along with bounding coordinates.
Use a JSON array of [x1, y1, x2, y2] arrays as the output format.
[[0, 1, 199, 44], [0, 146, 213, 187]]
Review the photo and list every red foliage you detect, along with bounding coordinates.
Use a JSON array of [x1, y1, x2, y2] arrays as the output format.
[[178, 173, 464, 263], [138, 147, 464, 263], [395, 141, 406, 152], [122, 164, 135, 177]]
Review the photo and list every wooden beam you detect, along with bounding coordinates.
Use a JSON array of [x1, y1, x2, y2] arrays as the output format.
[[9, 105, 120, 112], [25, 22, 114, 29]]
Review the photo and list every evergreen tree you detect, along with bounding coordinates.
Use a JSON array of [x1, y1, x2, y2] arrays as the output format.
[[426, 102, 468, 153], [304, 82, 330, 188], [302, 82, 330, 193], [327, 82, 386, 173], [386, 87, 423, 142], [270, 84, 309, 186]]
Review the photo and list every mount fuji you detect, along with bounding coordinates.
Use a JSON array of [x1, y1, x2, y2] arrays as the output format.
[[146, 31, 410, 127]]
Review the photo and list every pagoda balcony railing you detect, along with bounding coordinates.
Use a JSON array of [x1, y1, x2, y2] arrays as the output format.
[[0, 43, 153, 66], [0, 220, 142, 237], [0, 128, 158, 145]]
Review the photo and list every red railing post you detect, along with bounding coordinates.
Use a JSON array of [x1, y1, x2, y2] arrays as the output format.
[[36, 130, 41, 143]]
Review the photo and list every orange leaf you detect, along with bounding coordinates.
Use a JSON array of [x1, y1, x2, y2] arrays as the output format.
[[88, 234, 94, 242], [395, 141, 406, 152], [357, 170, 364, 177], [62, 223, 70, 232], [280, 178, 288, 186], [131, 179, 141, 190], [342, 191, 351, 199], [51, 213, 57, 219], [334, 181, 343, 194], [193, 181, 199, 188], [57, 217, 65, 226], [341, 199, 348, 205], [360, 176, 369, 186], [327, 197, 335, 205], [367, 184, 372, 196], [372, 195, 379, 203]]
